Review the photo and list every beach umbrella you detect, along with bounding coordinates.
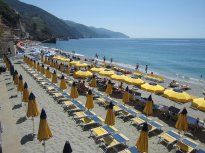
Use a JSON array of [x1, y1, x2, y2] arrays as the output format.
[[37, 63, 41, 72], [10, 64, 14, 76], [60, 75, 67, 90], [141, 82, 165, 94], [52, 70, 58, 83], [38, 109, 52, 153], [22, 82, 29, 103], [134, 71, 143, 77], [63, 141, 72, 153], [45, 67, 51, 79], [41, 55, 44, 63], [59, 63, 64, 72], [90, 67, 105, 73], [122, 86, 130, 105], [99, 69, 115, 77], [136, 122, 148, 153], [192, 98, 205, 111], [90, 75, 97, 87], [14, 70, 19, 85], [105, 80, 113, 96], [70, 82, 79, 99], [75, 70, 92, 78], [17, 74, 24, 93], [164, 89, 192, 103], [75, 62, 88, 68], [110, 74, 127, 82], [27, 92, 40, 136], [104, 102, 115, 126], [65, 65, 70, 75], [85, 90, 94, 110], [143, 95, 153, 116], [175, 108, 188, 132], [33, 61, 37, 69], [41, 64, 45, 74], [69, 61, 80, 66], [55, 61, 59, 69], [124, 77, 144, 86]]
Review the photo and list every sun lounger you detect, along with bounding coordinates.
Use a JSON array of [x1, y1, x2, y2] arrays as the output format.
[[73, 111, 96, 121], [130, 115, 151, 127], [187, 116, 204, 127], [175, 138, 199, 153], [148, 121, 163, 133], [118, 105, 139, 120], [90, 125, 118, 140], [99, 133, 129, 152], [79, 115, 104, 130], [158, 130, 181, 147], [119, 146, 140, 153], [196, 149, 205, 153]]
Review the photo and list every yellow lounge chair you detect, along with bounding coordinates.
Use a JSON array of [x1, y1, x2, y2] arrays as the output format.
[[130, 115, 151, 127], [175, 138, 199, 153], [79, 115, 104, 130]]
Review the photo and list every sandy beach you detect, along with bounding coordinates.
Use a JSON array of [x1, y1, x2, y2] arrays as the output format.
[[0, 51, 205, 153]]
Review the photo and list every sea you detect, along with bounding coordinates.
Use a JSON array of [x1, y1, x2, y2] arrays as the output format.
[[43, 38, 205, 85]]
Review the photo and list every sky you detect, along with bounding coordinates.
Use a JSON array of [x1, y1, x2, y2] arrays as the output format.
[[20, 0, 205, 38]]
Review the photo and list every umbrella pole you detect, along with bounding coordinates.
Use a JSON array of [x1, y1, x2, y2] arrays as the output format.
[[32, 117, 35, 138], [44, 141, 46, 153]]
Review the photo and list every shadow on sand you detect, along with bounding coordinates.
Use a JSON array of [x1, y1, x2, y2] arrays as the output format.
[[16, 116, 27, 124], [21, 133, 34, 144], [9, 95, 18, 99], [12, 104, 22, 110]]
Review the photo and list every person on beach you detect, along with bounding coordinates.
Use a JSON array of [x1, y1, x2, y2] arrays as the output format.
[[145, 65, 148, 73], [103, 56, 106, 63], [95, 53, 99, 59], [111, 58, 113, 63], [136, 64, 139, 71]]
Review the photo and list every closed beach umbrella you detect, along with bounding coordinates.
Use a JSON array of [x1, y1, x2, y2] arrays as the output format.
[[18, 75, 24, 92], [14, 70, 19, 85], [60, 75, 67, 90], [143, 95, 153, 116], [90, 67, 104, 73], [10, 64, 14, 76], [55, 61, 59, 69], [99, 69, 115, 77], [22, 82, 29, 103], [63, 141, 72, 153], [90, 75, 97, 87], [37, 62, 41, 72], [65, 65, 70, 75], [104, 102, 115, 126], [75, 70, 92, 78], [141, 82, 165, 94], [70, 82, 79, 99], [41, 64, 45, 74], [105, 80, 113, 96], [41, 55, 44, 63], [110, 74, 127, 82], [45, 67, 51, 79], [59, 63, 64, 72], [136, 122, 148, 153], [123, 86, 130, 105], [52, 70, 58, 83], [193, 98, 205, 111], [85, 90, 94, 110], [164, 89, 192, 103], [175, 108, 188, 132], [124, 77, 144, 86], [33, 61, 37, 69]]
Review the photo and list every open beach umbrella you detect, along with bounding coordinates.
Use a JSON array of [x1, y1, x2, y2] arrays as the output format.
[[52, 70, 58, 83], [123, 86, 130, 105], [175, 108, 188, 132], [65, 65, 70, 75], [14, 70, 19, 85], [124, 77, 144, 86], [85, 90, 94, 110], [75, 70, 92, 78], [37, 62, 41, 72], [105, 80, 113, 96], [90, 67, 105, 73], [164, 89, 192, 103], [60, 75, 67, 90], [104, 102, 115, 126], [141, 82, 165, 94], [70, 82, 79, 99], [38, 109, 52, 153], [45, 67, 51, 79], [69, 61, 80, 66], [41, 64, 45, 75], [90, 75, 97, 87], [110, 74, 128, 82], [99, 69, 115, 77], [63, 141, 72, 153], [22, 82, 29, 103], [192, 98, 205, 111], [27, 92, 40, 136], [136, 122, 148, 153], [134, 71, 143, 77], [143, 95, 153, 116], [75, 62, 88, 68], [18, 75, 24, 93]]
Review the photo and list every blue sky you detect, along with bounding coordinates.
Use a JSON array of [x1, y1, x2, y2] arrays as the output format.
[[20, 0, 205, 38]]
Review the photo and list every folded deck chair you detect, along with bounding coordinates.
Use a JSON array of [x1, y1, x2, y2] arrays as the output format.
[[158, 130, 181, 147], [131, 115, 151, 127], [148, 121, 163, 133], [79, 115, 104, 130], [119, 146, 140, 153], [90, 125, 118, 140], [175, 138, 199, 153], [99, 133, 129, 152]]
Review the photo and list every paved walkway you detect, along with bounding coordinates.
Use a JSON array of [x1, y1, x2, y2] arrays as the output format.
[[0, 74, 21, 153]]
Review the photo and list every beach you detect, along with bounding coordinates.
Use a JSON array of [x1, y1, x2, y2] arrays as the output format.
[[0, 46, 205, 153]]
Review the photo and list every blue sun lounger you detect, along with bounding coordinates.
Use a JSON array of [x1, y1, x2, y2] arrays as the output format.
[[175, 137, 199, 153], [119, 146, 140, 153]]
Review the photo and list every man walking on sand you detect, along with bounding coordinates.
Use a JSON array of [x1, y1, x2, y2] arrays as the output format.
[[145, 65, 148, 73]]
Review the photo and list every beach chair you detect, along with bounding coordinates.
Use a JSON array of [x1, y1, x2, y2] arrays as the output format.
[[196, 149, 205, 153], [90, 125, 118, 140], [99, 133, 129, 152], [175, 138, 199, 153], [118, 105, 139, 120], [66, 100, 86, 114], [158, 130, 182, 147], [118, 146, 140, 153], [147, 121, 163, 134], [79, 115, 104, 130], [130, 115, 151, 127], [73, 111, 96, 121], [96, 98, 109, 107]]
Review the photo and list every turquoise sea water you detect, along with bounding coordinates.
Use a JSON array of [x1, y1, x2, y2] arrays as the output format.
[[44, 38, 205, 84]]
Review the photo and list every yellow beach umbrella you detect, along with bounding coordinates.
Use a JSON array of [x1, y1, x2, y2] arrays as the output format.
[[90, 67, 105, 73], [85, 90, 94, 110], [37, 108, 52, 152], [18, 75, 24, 93], [123, 86, 130, 105], [193, 98, 205, 111], [14, 70, 19, 85], [45, 67, 51, 79], [75, 62, 88, 68], [164, 89, 192, 103], [69, 61, 80, 66], [136, 123, 148, 153], [55, 61, 59, 69], [60, 75, 67, 90], [75, 70, 92, 78], [41, 64, 45, 75], [22, 82, 29, 103], [104, 102, 115, 126], [141, 82, 165, 94], [59, 63, 64, 72], [124, 77, 144, 85], [37, 63, 41, 72], [51, 70, 58, 83], [90, 75, 97, 87], [143, 95, 153, 116], [99, 69, 115, 77], [105, 80, 113, 96], [33, 61, 37, 69], [134, 71, 143, 77], [70, 82, 79, 99], [175, 108, 188, 132], [110, 74, 127, 82], [41, 55, 44, 63], [65, 65, 70, 75]]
